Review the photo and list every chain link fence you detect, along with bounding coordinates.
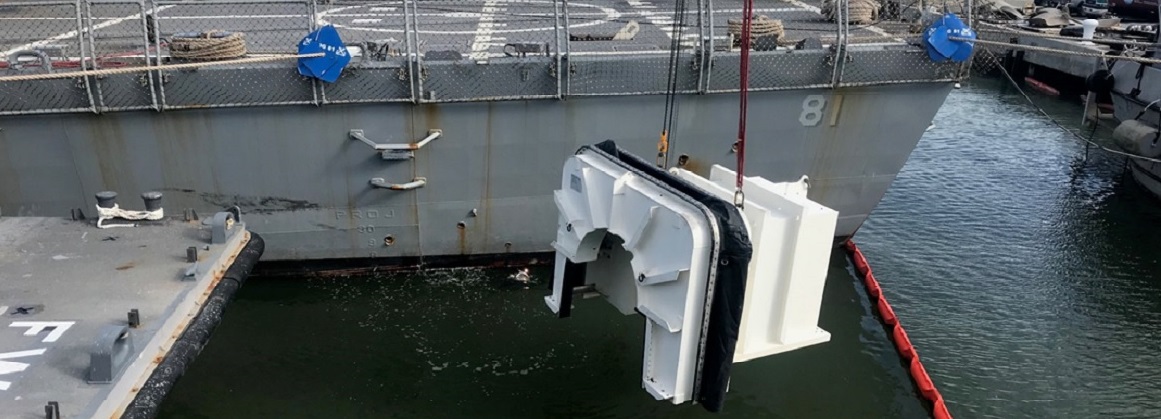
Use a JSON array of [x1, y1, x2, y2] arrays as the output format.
[[566, 0, 701, 96], [411, 0, 562, 102], [316, 0, 413, 103], [85, 0, 158, 111], [835, 0, 969, 85], [0, 1, 93, 114], [0, 0, 970, 114], [707, 0, 841, 92], [151, 0, 316, 109]]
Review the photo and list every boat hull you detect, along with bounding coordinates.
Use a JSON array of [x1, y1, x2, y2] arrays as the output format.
[[1109, 61, 1161, 201], [0, 83, 952, 260]]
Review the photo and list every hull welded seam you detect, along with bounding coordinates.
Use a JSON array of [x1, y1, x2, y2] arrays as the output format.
[[845, 240, 952, 419], [119, 233, 266, 419]]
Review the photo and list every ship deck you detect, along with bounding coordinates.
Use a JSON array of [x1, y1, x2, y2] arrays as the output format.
[[0, 216, 253, 418], [0, 0, 909, 60], [1, 0, 958, 113]]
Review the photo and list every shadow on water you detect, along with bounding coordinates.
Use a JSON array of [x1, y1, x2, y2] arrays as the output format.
[[859, 79, 1161, 418], [159, 252, 930, 419]]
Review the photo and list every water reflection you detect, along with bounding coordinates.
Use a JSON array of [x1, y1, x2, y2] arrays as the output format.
[[159, 254, 928, 419], [859, 79, 1161, 418]]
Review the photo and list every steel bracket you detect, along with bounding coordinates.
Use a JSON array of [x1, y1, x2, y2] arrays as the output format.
[[87, 325, 134, 384], [206, 211, 239, 244], [349, 129, 442, 160]]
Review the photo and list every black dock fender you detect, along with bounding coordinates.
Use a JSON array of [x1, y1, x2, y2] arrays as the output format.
[[120, 232, 265, 419]]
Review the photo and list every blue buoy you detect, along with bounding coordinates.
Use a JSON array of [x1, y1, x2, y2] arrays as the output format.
[[297, 25, 351, 83], [922, 13, 976, 63]]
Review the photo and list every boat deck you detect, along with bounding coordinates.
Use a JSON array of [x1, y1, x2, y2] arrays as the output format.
[[0, 215, 252, 418], [0, 0, 908, 59], [1, 0, 958, 113]]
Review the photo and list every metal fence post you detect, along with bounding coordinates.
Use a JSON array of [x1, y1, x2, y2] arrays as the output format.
[[962, 0, 974, 80], [403, 0, 419, 103], [76, 0, 98, 113], [830, 0, 848, 88], [554, 0, 562, 99], [81, 0, 107, 112], [308, 0, 323, 105], [696, 0, 704, 93], [563, 0, 571, 97], [138, 0, 159, 111], [704, 0, 713, 93], [148, 0, 167, 110]]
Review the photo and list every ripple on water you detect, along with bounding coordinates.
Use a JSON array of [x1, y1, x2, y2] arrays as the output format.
[[860, 80, 1161, 418]]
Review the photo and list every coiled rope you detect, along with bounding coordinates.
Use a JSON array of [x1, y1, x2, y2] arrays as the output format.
[[823, 0, 881, 25], [96, 204, 164, 229], [168, 30, 247, 61], [728, 15, 784, 47]]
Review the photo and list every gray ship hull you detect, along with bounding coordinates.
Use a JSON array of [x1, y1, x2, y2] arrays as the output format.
[[1109, 61, 1161, 201], [0, 83, 952, 260]]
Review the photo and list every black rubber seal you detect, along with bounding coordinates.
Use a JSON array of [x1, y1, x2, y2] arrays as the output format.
[[120, 232, 265, 419]]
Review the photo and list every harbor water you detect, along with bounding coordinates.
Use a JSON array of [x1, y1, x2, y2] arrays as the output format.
[[157, 79, 1161, 418]]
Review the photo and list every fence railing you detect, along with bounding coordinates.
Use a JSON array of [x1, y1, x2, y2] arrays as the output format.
[[0, 0, 966, 115]]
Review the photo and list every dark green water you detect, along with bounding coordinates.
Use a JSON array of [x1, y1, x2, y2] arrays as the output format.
[[857, 80, 1161, 418], [157, 257, 925, 418], [159, 80, 1161, 418]]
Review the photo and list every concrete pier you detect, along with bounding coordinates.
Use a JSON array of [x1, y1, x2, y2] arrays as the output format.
[[0, 212, 261, 418], [1014, 35, 1109, 79]]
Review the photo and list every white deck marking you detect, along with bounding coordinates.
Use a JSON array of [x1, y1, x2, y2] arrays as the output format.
[[627, 0, 698, 48], [316, 1, 618, 35], [1, 5, 174, 57], [0, 349, 47, 391], [470, 0, 505, 61], [714, 7, 815, 13], [9, 321, 75, 343], [776, 0, 898, 39], [780, 0, 823, 14]]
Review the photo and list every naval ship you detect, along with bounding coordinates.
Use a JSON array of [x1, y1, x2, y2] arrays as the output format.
[[0, 0, 968, 261]]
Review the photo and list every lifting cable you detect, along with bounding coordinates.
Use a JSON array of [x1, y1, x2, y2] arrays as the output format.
[[658, 0, 689, 167], [734, 0, 755, 207]]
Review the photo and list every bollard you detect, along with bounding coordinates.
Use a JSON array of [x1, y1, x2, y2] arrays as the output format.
[[87, 325, 135, 384], [44, 401, 60, 419], [1082, 19, 1098, 42], [141, 191, 163, 212], [95, 191, 117, 209]]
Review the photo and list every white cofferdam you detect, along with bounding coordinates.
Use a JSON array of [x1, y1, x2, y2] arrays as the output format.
[[546, 146, 838, 408]]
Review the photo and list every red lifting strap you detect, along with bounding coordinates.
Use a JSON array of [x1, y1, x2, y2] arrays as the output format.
[[735, 0, 754, 193]]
